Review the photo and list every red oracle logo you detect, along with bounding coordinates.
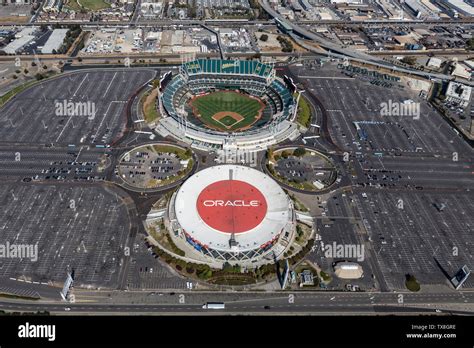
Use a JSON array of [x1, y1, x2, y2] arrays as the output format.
[[202, 200, 261, 207], [197, 180, 267, 234]]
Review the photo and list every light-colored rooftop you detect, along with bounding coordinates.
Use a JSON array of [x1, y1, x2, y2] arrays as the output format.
[[41, 29, 68, 54], [174, 165, 291, 253], [334, 262, 364, 279]]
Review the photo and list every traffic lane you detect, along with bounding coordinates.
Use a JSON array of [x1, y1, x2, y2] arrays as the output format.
[[3, 291, 473, 307], [0, 300, 470, 315]]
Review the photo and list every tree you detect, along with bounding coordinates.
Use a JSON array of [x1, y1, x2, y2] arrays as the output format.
[[401, 56, 416, 66], [222, 262, 233, 272], [293, 147, 306, 157], [466, 38, 474, 51], [405, 274, 421, 292], [267, 147, 274, 160], [260, 34, 269, 42], [277, 35, 293, 52]]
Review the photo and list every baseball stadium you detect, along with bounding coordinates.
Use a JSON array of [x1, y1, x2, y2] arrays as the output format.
[[166, 165, 296, 264], [157, 59, 300, 152]]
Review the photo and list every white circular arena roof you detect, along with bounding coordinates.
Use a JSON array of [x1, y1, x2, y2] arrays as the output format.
[[174, 165, 291, 253]]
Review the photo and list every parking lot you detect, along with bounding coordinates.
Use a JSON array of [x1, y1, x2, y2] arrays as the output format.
[[291, 63, 471, 156], [0, 183, 131, 288], [0, 69, 156, 146], [353, 189, 473, 290], [290, 62, 474, 292], [275, 154, 335, 188], [0, 144, 108, 183], [117, 146, 189, 189], [353, 153, 474, 190], [125, 233, 187, 290], [307, 191, 377, 291]]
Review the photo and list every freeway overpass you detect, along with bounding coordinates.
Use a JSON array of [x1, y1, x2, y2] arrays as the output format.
[[258, 0, 473, 86]]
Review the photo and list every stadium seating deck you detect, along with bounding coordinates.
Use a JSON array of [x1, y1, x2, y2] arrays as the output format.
[[159, 59, 297, 151], [183, 59, 273, 78]]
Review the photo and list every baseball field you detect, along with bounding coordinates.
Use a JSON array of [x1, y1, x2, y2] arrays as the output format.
[[189, 91, 265, 132]]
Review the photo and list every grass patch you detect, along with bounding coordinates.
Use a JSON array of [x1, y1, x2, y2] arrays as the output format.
[[150, 144, 192, 160], [0, 80, 38, 108], [319, 270, 332, 282], [219, 115, 238, 126], [1, 70, 57, 109], [0, 292, 39, 301], [65, 0, 110, 11], [207, 274, 257, 285], [150, 226, 185, 257], [290, 194, 309, 212], [142, 89, 159, 123], [296, 94, 311, 128]]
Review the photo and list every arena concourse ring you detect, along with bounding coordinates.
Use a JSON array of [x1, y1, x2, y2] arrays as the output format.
[[157, 59, 300, 152]]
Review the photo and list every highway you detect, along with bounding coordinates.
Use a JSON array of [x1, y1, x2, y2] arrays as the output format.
[[260, 0, 387, 64], [2, 18, 473, 27], [257, 0, 474, 86], [0, 290, 472, 314]]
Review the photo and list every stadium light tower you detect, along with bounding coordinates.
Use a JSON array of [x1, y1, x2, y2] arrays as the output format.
[[177, 106, 188, 133]]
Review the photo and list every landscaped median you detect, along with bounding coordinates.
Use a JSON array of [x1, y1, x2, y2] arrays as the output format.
[[295, 93, 312, 129], [0, 71, 57, 109], [140, 80, 161, 124], [146, 235, 282, 285]]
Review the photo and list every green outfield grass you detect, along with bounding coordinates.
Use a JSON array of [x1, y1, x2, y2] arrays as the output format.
[[220, 115, 238, 126], [65, 0, 110, 11], [190, 91, 263, 131]]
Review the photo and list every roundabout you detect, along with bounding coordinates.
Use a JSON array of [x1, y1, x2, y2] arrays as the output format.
[[116, 143, 195, 191], [265, 147, 337, 194]]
